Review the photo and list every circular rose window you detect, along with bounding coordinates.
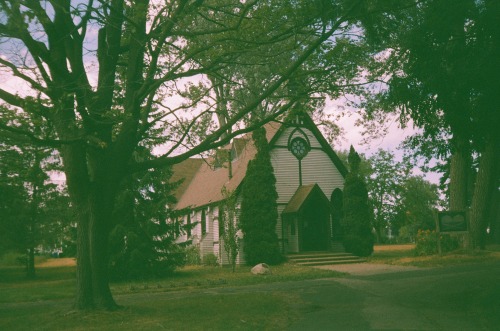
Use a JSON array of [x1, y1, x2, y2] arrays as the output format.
[[290, 137, 309, 160]]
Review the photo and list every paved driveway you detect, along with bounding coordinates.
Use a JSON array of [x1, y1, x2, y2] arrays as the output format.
[[287, 261, 500, 330]]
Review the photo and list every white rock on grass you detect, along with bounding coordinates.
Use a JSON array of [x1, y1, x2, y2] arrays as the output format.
[[251, 263, 272, 275]]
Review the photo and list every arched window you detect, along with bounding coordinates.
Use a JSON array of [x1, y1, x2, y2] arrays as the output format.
[[186, 213, 191, 238], [201, 209, 207, 235], [218, 205, 225, 235], [331, 188, 343, 240]]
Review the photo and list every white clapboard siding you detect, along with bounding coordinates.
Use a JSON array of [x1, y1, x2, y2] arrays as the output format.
[[301, 149, 344, 197], [271, 148, 300, 203], [199, 209, 214, 258], [271, 130, 344, 204]]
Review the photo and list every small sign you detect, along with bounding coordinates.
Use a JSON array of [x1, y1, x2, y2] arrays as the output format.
[[438, 211, 467, 232]]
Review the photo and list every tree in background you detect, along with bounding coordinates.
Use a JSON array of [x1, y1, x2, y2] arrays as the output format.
[[0, 0, 370, 309], [220, 186, 240, 272], [0, 147, 29, 260], [394, 176, 440, 243], [341, 146, 374, 257], [239, 127, 282, 265], [109, 151, 184, 281], [0, 123, 72, 278], [366, 149, 409, 243], [358, 0, 500, 248]]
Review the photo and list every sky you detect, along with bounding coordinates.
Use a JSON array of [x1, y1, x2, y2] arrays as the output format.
[[0, 6, 442, 187], [323, 98, 442, 185]]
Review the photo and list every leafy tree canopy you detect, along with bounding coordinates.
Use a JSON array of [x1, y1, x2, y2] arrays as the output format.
[[0, 0, 372, 309]]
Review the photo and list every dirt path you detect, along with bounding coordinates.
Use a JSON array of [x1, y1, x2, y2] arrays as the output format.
[[373, 244, 414, 251], [37, 258, 76, 268]]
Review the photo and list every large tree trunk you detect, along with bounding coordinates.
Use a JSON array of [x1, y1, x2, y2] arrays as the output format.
[[73, 182, 119, 310], [469, 141, 497, 249], [61, 139, 122, 310], [73, 204, 118, 309], [448, 135, 470, 211], [89, 188, 117, 309], [75, 199, 93, 309], [491, 190, 500, 244]]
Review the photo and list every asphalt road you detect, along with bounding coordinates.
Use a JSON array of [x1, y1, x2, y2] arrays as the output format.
[[286, 262, 500, 330]]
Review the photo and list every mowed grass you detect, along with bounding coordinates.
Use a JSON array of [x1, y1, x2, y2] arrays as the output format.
[[368, 244, 500, 267], [0, 258, 341, 330], [0, 291, 300, 331], [0, 258, 342, 304]]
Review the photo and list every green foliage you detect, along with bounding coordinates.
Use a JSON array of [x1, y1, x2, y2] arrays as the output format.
[[0, 126, 73, 276], [184, 246, 201, 266], [359, 0, 500, 248], [220, 187, 240, 272], [202, 253, 219, 267], [109, 162, 185, 280], [239, 128, 283, 265], [341, 146, 374, 257], [0, 0, 376, 308], [414, 230, 460, 256], [366, 149, 410, 243], [394, 176, 440, 242], [339, 148, 440, 244]]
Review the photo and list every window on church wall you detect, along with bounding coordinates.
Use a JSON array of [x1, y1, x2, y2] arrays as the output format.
[[290, 218, 296, 235], [186, 213, 191, 238], [201, 209, 207, 235], [174, 218, 180, 237], [219, 205, 225, 235], [290, 137, 309, 160]]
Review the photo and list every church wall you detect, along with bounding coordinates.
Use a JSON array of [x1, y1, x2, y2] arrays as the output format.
[[271, 126, 345, 254]]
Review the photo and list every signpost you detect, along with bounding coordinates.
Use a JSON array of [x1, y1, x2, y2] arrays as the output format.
[[435, 211, 469, 254]]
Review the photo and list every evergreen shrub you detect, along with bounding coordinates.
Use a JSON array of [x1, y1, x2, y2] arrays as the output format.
[[184, 245, 201, 265], [203, 253, 219, 266], [341, 146, 374, 257], [239, 127, 283, 265], [414, 230, 460, 256]]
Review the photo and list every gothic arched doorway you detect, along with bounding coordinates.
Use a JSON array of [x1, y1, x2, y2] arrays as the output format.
[[331, 188, 343, 241]]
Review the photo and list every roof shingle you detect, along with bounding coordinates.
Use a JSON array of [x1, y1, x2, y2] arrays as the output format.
[[172, 121, 282, 209]]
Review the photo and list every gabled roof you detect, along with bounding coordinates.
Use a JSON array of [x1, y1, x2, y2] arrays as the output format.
[[171, 113, 348, 210], [171, 158, 204, 202], [173, 121, 281, 210], [282, 184, 316, 214], [270, 114, 348, 177], [282, 184, 329, 214]]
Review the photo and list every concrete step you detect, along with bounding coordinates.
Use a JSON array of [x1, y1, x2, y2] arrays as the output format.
[[330, 242, 345, 253], [290, 255, 359, 263], [287, 251, 366, 266], [298, 259, 366, 266], [288, 252, 351, 260]]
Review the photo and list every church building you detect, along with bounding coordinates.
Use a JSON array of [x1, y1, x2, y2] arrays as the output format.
[[170, 113, 347, 264]]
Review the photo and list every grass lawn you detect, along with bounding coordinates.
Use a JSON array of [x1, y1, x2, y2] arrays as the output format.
[[0, 259, 342, 330], [369, 243, 500, 267], [0, 290, 301, 331], [3, 245, 500, 330]]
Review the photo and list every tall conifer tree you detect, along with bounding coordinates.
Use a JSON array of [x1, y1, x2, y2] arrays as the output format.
[[239, 127, 282, 265], [342, 146, 374, 256]]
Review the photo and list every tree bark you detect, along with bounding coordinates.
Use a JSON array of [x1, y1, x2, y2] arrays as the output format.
[[60, 139, 122, 310], [469, 141, 497, 249], [491, 190, 500, 244], [26, 247, 36, 279], [75, 198, 93, 309], [73, 179, 120, 310], [448, 135, 470, 211]]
